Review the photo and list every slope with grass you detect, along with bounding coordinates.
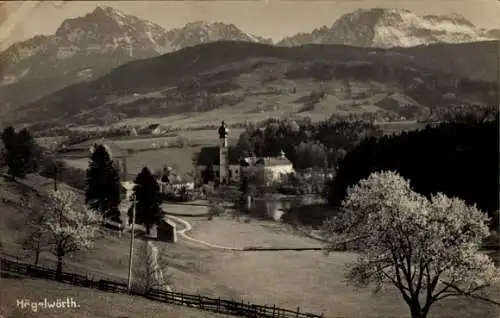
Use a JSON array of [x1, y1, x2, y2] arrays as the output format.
[[11, 41, 498, 128], [1, 174, 498, 318], [0, 278, 231, 318]]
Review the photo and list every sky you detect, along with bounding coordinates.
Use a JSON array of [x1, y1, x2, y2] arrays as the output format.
[[0, 0, 499, 50]]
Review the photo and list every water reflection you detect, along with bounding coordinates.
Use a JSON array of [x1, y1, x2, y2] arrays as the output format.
[[249, 195, 326, 221]]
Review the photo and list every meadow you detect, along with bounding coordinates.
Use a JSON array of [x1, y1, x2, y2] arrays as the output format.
[[60, 128, 242, 177], [0, 278, 231, 318], [1, 176, 498, 318]]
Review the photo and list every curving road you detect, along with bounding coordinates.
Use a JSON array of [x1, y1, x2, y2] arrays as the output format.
[[165, 214, 243, 251]]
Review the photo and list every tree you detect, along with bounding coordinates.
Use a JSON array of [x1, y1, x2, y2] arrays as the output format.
[[295, 141, 328, 170], [40, 158, 66, 191], [322, 171, 500, 318], [160, 165, 171, 183], [0, 136, 5, 167], [85, 144, 121, 219], [43, 190, 101, 279], [1, 127, 37, 178], [235, 131, 253, 157], [20, 193, 50, 265], [132, 167, 164, 234], [17, 128, 38, 174], [202, 164, 215, 184], [132, 240, 171, 294], [328, 118, 498, 214]]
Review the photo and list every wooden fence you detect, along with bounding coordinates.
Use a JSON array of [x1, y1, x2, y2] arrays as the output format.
[[0, 256, 324, 318]]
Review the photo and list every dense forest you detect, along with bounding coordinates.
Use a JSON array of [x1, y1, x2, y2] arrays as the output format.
[[328, 118, 499, 215]]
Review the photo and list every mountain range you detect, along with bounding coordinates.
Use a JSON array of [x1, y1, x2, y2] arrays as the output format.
[[0, 6, 498, 127], [277, 9, 500, 47]]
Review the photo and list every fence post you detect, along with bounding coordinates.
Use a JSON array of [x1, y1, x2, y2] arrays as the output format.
[[296, 306, 300, 317], [217, 297, 221, 312], [198, 294, 203, 309], [272, 304, 276, 317]]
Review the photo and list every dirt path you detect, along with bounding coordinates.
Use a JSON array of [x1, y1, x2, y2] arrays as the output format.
[[166, 215, 243, 250]]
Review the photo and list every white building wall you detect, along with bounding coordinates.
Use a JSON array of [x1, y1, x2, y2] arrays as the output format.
[[263, 164, 294, 185]]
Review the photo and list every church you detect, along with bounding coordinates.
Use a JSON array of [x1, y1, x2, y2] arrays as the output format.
[[195, 121, 294, 185]]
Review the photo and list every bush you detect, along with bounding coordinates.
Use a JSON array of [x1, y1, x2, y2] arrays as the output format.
[[208, 203, 225, 220], [175, 135, 188, 148]]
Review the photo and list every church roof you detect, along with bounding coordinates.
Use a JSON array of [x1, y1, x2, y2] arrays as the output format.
[[196, 146, 240, 166]]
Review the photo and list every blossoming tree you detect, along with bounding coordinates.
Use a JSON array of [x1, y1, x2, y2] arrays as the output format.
[[322, 171, 500, 318], [43, 189, 102, 279]]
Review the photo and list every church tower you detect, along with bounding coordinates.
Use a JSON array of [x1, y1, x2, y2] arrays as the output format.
[[218, 121, 229, 184]]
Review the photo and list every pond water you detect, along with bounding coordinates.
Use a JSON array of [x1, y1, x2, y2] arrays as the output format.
[[248, 195, 326, 222]]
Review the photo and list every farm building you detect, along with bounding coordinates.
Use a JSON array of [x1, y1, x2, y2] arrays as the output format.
[[195, 121, 294, 185], [157, 219, 177, 243], [141, 123, 162, 136]]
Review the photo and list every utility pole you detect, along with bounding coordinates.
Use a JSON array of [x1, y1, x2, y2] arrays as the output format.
[[53, 164, 58, 191], [127, 193, 137, 292]]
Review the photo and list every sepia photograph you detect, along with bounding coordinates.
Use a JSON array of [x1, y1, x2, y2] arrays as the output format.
[[0, 1, 498, 317]]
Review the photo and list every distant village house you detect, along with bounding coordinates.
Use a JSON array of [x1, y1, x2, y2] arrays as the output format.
[[141, 123, 162, 136]]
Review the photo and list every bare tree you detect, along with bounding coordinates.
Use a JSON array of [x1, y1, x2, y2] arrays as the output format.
[[20, 193, 50, 265], [322, 171, 500, 318], [132, 240, 172, 294], [43, 189, 102, 279]]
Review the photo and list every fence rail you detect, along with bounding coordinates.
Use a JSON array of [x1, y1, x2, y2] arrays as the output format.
[[0, 256, 324, 318]]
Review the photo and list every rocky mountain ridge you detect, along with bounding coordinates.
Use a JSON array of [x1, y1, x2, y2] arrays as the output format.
[[0, 5, 272, 110], [0, 6, 498, 123], [277, 8, 500, 47]]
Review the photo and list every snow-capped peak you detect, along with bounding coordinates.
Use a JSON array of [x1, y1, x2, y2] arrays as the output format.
[[277, 8, 498, 48]]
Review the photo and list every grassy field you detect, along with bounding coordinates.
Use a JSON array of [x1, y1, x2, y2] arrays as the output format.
[[61, 144, 201, 177], [2, 175, 497, 318], [113, 128, 243, 149], [177, 215, 500, 318], [60, 128, 243, 177], [0, 278, 231, 318]]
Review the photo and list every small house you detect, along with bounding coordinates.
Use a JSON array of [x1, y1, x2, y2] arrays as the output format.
[[157, 219, 177, 243], [142, 123, 161, 136]]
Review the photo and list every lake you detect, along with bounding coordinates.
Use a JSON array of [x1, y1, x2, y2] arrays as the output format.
[[248, 195, 327, 222]]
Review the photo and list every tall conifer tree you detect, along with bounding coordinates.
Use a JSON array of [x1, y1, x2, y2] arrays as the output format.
[[86, 144, 121, 220]]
